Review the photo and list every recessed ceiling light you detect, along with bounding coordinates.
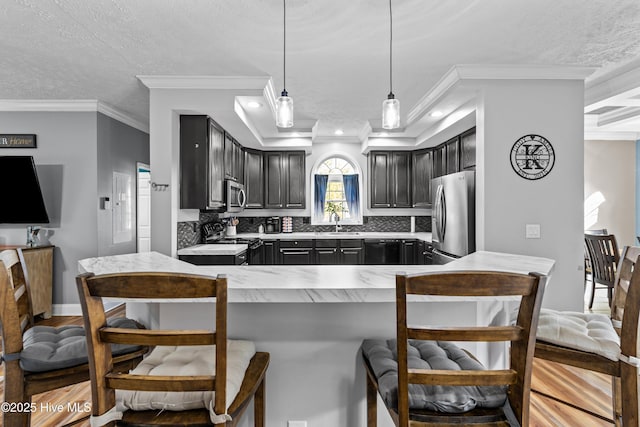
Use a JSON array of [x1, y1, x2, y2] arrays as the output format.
[[430, 110, 444, 117], [334, 129, 344, 136], [247, 101, 262, 108]]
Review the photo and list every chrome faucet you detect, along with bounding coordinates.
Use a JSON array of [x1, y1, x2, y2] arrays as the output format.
[[333, 213, 342, 232]]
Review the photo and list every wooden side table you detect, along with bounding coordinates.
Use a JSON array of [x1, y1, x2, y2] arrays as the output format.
[[0, 244, 54, 318]]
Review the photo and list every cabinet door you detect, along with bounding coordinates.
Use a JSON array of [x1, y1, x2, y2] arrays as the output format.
[[340, 247, 363, 264], [412, 149, 433, 207], [263, 240, 279, 265], [445, 136, 460, 175], [316, 247, 339, 264], [285, 151, 306, 208], [280, 249, 313, 265], [370, 152, 392, 208], [179, 115, 224, 210], [207, 120, 225, 208], [244, 148, 264, 208], [401, 240, 417, 265], [460, 128, 476, 170], [224, 132, 235, 180], [393, 152, 412, 207], [233, 139, 244, 184], [265, 152, 284, 208], [432, 145, 445, 178]]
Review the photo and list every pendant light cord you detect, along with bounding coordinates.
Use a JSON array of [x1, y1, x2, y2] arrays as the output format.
[[389, 0, 393, 96], [283, 0, 287, 94]]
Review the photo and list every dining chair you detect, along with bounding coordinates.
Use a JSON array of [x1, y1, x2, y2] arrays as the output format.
[[535, 245, 640, 426], [362, 270, 546, 426], [584, 233, 619, 309], [76, 270, 269, 426], [584, 229, 608, 305], [0, 250, 146, 427]]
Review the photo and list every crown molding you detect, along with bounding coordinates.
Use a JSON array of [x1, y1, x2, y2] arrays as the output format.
[[0, 100, 149, 133], [407, 65, 596, 127], [584, 130, 640, 141], [137, 75, 272, 90]]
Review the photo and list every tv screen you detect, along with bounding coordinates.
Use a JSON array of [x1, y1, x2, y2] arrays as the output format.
[[0, 156, 50, 224]]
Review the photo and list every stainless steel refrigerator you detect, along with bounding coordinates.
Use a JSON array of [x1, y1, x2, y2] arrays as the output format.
[[431, 171, 475, 264]]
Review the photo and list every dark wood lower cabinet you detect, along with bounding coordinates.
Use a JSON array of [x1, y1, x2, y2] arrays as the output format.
[[279, 240, 314, 265], [339, 239, 364, 264], [401, 240, 417, 265], [263, 240, 279, 265], [315, 239, 339, 264]]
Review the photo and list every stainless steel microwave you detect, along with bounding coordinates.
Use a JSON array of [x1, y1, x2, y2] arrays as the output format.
[[226, 180, 247, 213]]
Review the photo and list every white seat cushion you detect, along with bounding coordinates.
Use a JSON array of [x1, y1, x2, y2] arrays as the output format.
[[117, 340, 255, 421], [536, 308, 620, 361]]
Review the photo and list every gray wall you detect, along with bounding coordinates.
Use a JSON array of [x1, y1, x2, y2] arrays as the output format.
[[97, 113, 150, 256], [0, 111, 148, 309]]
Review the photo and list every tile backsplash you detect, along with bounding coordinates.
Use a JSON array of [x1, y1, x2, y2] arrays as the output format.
[[177, 214, 431, 249]]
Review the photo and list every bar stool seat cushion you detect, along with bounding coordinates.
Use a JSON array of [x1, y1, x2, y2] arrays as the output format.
[[20, 317, 142, 372], [117, 340, 256, 418], [361, 339, 507, 413], [536, 308, 620, 361]]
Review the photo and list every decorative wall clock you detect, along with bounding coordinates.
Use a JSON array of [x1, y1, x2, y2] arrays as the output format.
[[510, 134, 555, 180]]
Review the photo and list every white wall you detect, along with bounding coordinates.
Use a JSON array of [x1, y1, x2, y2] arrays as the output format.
[[584, 139, 636, 247], [477, 79, 585, 311]]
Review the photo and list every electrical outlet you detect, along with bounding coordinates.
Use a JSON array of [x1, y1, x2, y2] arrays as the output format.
[[525, 224, 541, 239], [288, 421, 307, 427]]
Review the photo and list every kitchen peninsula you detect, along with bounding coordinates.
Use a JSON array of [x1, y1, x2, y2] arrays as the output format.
[[78, 250, 554, 427]]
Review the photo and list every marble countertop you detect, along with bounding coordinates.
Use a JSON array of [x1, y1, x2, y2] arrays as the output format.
[[232, 231, 432, 241], [177, 244, 248, 256], [78, 250, 554, 303]]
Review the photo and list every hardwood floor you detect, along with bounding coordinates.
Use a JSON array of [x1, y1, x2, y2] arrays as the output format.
[[0, 295, 617, 427]]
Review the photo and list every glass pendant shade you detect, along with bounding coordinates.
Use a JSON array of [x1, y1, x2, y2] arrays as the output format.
[[382, 95, 400, 129], [276, 91, 294, 128]]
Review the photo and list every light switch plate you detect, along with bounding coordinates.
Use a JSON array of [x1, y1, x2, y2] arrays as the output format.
[[288, 422, 307, 427], [525, 224, 541, 239]]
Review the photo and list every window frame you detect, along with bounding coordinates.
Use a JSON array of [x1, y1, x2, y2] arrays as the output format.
[[311, 154, 363, 226]]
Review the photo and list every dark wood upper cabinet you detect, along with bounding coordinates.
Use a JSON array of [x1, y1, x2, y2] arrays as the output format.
[[369, 151, 412, 208], [265, 151, 306, 209], [445, 136, 460, 175], [460, 128, 476, 170], [284, 151, 305, 208], [244, 148, 264, 209], [369, 152, 392, 208], [412, 148, 433, 207], [179, 115, 225, 210], [224, 133, 243, 183]]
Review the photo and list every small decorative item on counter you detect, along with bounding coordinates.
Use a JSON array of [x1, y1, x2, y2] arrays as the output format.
[[227, 217, 239, 236], [282, 216, 293, 233], [258, 224, 265, 234]]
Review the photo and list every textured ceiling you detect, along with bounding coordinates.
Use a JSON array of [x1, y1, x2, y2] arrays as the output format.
[[2, 0, 640, 140]]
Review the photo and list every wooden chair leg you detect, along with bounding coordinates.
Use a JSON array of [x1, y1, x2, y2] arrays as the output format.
[[620, 364, 639, 427], [366, 371, 377, 427], [588, 280, 596, 309], [254, 376, 265, 427], [613, 376, 622, 427], [3, 360, 30, 427]]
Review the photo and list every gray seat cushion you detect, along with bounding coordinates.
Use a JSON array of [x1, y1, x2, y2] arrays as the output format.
[[361, 339, 507, 413], [20, 317, 143, 372]]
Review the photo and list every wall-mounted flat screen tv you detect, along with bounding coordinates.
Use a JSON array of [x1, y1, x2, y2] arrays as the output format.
[[0, 156, 49, 224]]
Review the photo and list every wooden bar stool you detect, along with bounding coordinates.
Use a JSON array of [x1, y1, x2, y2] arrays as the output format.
[[362, 270, 546, 426], [76, 271, 269, 426]]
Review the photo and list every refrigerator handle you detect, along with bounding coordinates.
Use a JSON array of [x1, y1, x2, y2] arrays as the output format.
[[440, 187, 446, 241], [435, 184, 444, 240]]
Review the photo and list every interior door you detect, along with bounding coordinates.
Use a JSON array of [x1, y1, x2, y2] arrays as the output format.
[[137, 163, 151, 252]]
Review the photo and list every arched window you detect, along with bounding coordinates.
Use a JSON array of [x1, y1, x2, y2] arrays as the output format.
[[312, 156, 362, 225]]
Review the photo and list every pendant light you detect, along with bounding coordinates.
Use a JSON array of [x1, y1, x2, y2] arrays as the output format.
[[275, 0, 294, 128], [382, 0, 400, 130]]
